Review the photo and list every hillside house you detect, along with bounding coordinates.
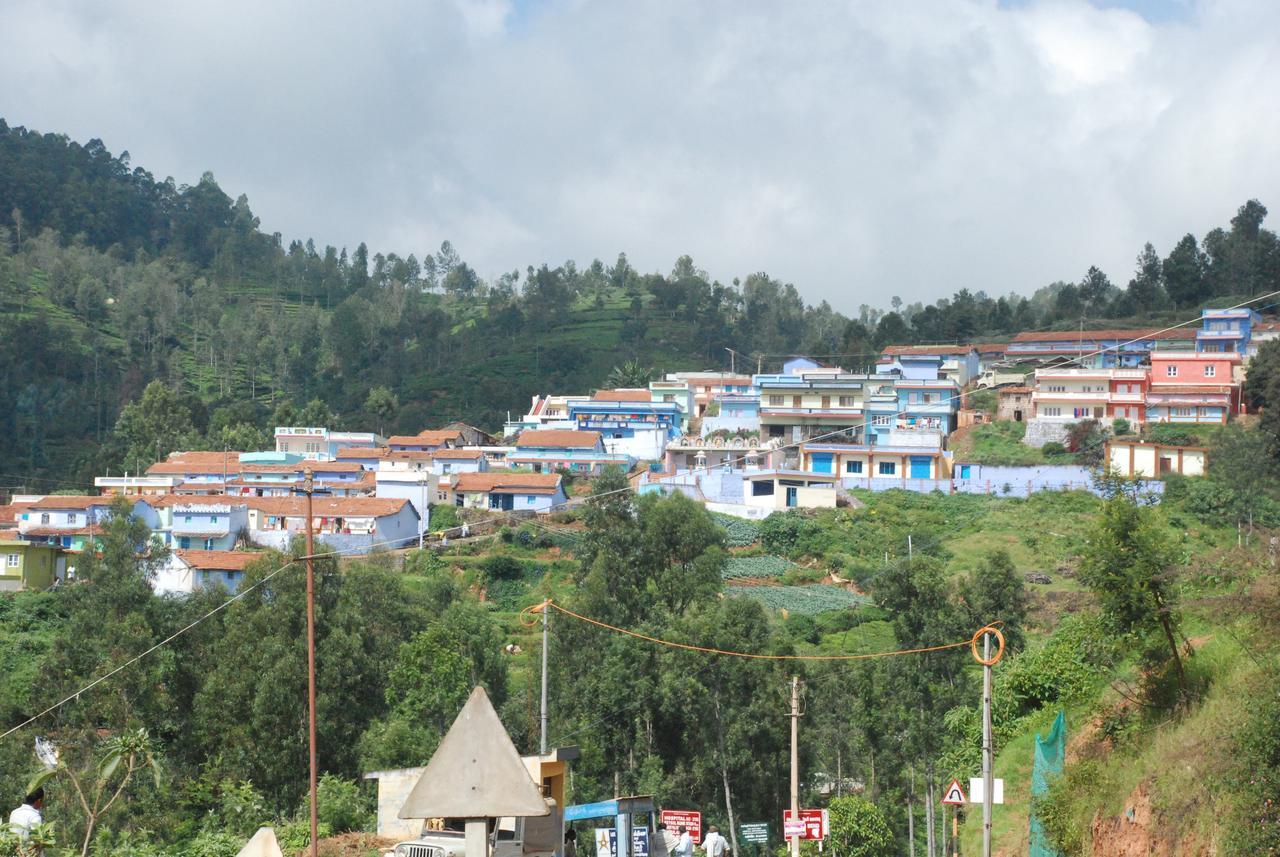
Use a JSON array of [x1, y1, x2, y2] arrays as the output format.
[[429, 448, 488, 476], [374, 458, 436, 522], [154, 549, 261, 596], [1196, 308, 1261, 356], [510, 430, 631, 475], [743, 470, 839, 510], [878, 346, 979, 385], [244, 496, 420, 551], [1031, 368, 1148, 424], [447, 473, 568, 513], [1106, 440, 1207, 478], [663, 435, 783, 474], [0, 539, 66, 591], [755, 371, 887, 445], [504, 394, 590, 436], [1147, 352, 1242, 423], [17, 495, 158, 551], [145, 497, 250, 550], [801, 436, 948, 482], [388, 429, 463, 453], [1006, 328, 1196, 368], [275, 427, 382, 461], [664, 372, 754, 417], [997, 387, 1033, 422], [568, 393, 682, 460]]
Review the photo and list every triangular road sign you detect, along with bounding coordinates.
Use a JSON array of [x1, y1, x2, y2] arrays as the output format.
[[399, 686, 550, 820], [236, 827, 284, 857], [941, 779, 967, 806]]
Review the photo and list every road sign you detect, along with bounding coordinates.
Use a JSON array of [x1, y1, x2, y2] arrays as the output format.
[[661, 810, 702, 843], [941, 779, 967, 806], [782, 809, 828, 840], [969, 777, 1005, 805], [739, 823, 769, 845]]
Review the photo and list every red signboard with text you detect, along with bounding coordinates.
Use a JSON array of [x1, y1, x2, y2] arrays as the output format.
[[661, 810, 703, 843], [782, 809, 828, 841]]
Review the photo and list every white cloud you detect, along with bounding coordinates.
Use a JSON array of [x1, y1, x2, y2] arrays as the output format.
[[1, 0, 1278, 310]]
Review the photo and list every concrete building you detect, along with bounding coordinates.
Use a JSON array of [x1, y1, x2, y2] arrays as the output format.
[[154, 549, 261, 596], [0, 539, 65, 591], [743, 471, 840, 510], [1146, 352, 1242, 423], [662, 435, 784, 474], [509, 430, 632, 475], [274, 427, 382, 461], [996, 387, 1034, 422], [567, 394, 682, 460], [447, 472, 568, 513], [1106, 440, 1207, 478], [1006, 328, 1197, 368]]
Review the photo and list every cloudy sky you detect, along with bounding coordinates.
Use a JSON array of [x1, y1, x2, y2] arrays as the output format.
[[2, 0, 1278, 311]]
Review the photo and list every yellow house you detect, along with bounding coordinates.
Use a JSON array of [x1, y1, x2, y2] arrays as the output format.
[[0, 539, 66, 591]]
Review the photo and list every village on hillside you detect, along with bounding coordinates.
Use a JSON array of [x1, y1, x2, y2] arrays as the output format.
[[0, 306, 1268, 597]]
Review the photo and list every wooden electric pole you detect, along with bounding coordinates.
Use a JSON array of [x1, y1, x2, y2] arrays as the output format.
[[304, 468, 319, 857], [539, 600, 549, 755]]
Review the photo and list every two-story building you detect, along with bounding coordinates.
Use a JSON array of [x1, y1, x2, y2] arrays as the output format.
[[1196, 308, 1262, 356], [567, 393, 682, 460], [1031, 368, 1147, 424], [878, 346, 979, 386], [890, 380, 961, 437], [274, 427, 382, 461], [387, 429, 463, 454], [509, 430, 632, 475], [244, 496, 420, 550], [16, 496, 159, 551], [664, 372, 755, 417], [429, 448, 489, 476], [801, 429, 949, 482], [755, 371, 883, 445], [1146, 352, 1242, 423], [147, 497, 250, 551]]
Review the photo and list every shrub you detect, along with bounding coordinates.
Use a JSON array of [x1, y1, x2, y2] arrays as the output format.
[[759, 512, 816, 555], [783, 614, 821, 644], [481, 555, 525, 581], [428, 503, 461, 533], [1041, 441, 1067, 456], [316, 774, 373, 834], [1111, 417, 1131, 435]]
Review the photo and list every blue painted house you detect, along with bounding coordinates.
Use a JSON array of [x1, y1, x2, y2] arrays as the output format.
[[1196, 308, 1261, 355], [568, 392, 683, 460], [510, 430, 632, 475]]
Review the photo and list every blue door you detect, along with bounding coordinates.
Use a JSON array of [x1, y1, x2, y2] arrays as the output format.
[[811, 453, 833, 474], [786, 486, 798, 507], [910, 457, 932, 479]]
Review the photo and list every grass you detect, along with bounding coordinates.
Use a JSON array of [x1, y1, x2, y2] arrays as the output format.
[[951, 421, 1078, 466]]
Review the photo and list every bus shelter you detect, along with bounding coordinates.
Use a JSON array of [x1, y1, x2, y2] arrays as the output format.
[[564, 796, 660, 857]]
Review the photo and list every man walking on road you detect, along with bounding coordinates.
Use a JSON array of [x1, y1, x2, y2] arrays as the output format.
[[701, 826, 728, 857]]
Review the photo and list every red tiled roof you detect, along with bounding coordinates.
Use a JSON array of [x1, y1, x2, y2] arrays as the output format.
[[1146, 384, 1234, 394], [515, 429, 603, 449], [28, 495, 118, 510], [593, 388, 652, 402], [175, 550, 263, 571], [164, 450, 248, 463], [147, 461, 229, 475], [1010, 328, 1197, 343], [451, 473, 562, 495], [336, 447, 391, 459], [19, 526, 97, 537], [388, 432, 458, 447], [0, 502, 34, 524], [974, 343, 1008, 354], [999, 386, 1033, 394]]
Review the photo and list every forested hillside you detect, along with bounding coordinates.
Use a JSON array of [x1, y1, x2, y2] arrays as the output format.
[[2, 118, 1278, 488]]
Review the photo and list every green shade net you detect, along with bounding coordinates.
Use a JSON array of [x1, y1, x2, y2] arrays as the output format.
[[1029, 710, 1066, 857]]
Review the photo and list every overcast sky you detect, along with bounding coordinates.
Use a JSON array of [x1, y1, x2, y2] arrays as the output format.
[[3, 0, 1278, 312]]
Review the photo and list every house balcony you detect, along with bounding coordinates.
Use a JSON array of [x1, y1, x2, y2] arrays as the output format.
[[1109, 392, 1146, 403], [1197, 329, 1244, 340], [1032, 391, 1109, 401], [172, 524, 233, 537], [900, 401, 955, 416]]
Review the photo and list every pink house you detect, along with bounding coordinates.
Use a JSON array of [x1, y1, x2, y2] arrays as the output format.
[[1146, 353, 1242, 424]]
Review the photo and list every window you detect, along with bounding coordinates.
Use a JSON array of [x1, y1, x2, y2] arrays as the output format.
[[210, 516, 218, 524], [792, 396, 802, 408], [1204, 365, 1216, 377], [845, 460, 864, 474], [68, 513, 78, 524], [838, 396, 857, 407], [204, 538, 214, 550], [872, 415, 891, 427], [768, 395, 784, 406], [441, 463, 452, 473], [1047, 385, 1066, 393], [179, 537, 191, 550], [6, 554, 18, 568], [1043, 407, 1062, 417], [527, 496, 536, 505], [1166, 365, 1178, 377], [1172, 407, 1194, 417], [437, 491, 448, 501], [184, 516, 193, 523], [751, 480, 775, 496], [40, 513, 49, 525], [575, 463, 590, 472], [878, 461, 897, 476]]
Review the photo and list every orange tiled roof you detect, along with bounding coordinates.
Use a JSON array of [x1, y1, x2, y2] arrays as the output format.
[[451, 473, 562, 495], [593, 388, 652, 402], [174, 550, 263, 571], [1010, 328, 1197, 343], [515, 429, 602, 449], [244, 496, 411, 518]]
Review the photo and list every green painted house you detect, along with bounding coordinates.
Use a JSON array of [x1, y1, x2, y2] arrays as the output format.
[[0, 539, 65, 591]]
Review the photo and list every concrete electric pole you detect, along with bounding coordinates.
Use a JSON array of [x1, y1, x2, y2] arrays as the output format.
[[789, 675, 801, 857], [303, 468, 319, 857]]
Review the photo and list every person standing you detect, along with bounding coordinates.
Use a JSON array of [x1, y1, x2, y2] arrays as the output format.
[[676, 826, 694, 857], [701, 826, 728, 857], [564, 827, 578, 857], [8, 787, 43, 837]]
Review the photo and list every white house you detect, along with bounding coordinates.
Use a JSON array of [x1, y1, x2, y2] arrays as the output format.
[[742, 471, 840, 510], [148, 498, 250, 551], [244, 496, 420, 552], [448, 473, 568, 513], [153, 549, 261, 596]]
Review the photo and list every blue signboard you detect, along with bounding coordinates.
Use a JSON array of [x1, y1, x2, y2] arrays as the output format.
[[567, 801, 620, 822], [594, 827, 649, 857]]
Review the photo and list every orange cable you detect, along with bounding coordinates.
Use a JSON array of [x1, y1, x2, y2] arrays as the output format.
[[523, 599, 1004, 663]]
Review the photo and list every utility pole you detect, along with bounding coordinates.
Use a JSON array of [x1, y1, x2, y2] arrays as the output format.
[[539, 600, 549, 755], [725, 347, 736, 375], [789, 676, 801, 857], [303, 468, 319, 857], [418, 475, 427, 550], [982, 632, 993, 857]]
